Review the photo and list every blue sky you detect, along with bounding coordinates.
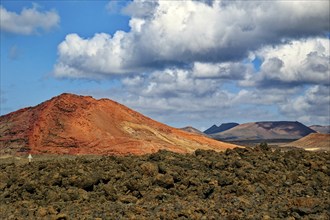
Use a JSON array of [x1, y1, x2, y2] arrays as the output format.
[[1, 0, 329, 130], [1, 1, 130, 110]]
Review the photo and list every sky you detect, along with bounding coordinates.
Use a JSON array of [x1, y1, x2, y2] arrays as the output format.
[[0, 0, 329, 131]]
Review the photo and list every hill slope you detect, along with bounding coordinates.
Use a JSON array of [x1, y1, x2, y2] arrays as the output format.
[[0, 93, 238, 155], [204, 123, 239, 134], [210, 121, 315, 141], [284, 133, 330, 151]]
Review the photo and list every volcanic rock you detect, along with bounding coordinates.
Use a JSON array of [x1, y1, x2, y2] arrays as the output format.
[[0, 93, 238, 155], [0, 148, 329, 219]]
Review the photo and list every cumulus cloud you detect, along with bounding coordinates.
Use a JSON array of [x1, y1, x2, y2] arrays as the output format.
[[0, 4, 59, 35], [53, 0, 329, 78], [106, 0, 130, 14], [80, 62, 329, 127], [53, 33, 133, 78], [115, 67, 234, 117], [52, 0, 329, 127], [102, 67, 297, 126], [280, 85, 330, 125], [192, 62, 253, 80], [115, 74, 329, 127], [122, 68, 219, 98], [121, 0, 158, 18], [245, 38, 330, 88]]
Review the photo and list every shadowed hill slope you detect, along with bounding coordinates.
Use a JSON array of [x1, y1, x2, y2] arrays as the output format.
[[0, 93, 239, 155]]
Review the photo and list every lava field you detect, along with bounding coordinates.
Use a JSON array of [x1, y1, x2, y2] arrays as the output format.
[[1, 146, 329, 219]]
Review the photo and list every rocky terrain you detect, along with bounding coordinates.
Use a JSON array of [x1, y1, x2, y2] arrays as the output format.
[[0, 93, 237, 155], [1, 146, 329, 219]]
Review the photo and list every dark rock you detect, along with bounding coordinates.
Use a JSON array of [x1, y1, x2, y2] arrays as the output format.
[[140, 162, 158, 176], [154, 174, 174, 189], [119, 195, 138, 204], [54, 213, 68, 220]]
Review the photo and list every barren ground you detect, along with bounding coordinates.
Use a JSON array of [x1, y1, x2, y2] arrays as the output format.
[[0, 146, 329, 219]]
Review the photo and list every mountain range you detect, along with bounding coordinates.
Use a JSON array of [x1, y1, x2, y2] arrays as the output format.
[[207, 121, 316, 142], [0, 93, 238, 155], [204, 123, 239, 134]]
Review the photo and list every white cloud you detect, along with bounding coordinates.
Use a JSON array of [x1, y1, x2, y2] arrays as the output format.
[[53, 0, 329, 78], [104, 68, 294, 125], [280, 85, 330, 125], [250, 38, 330, 87], [81, 64, 329, 127], [111, 64, 329, 126], [106, 0, 130, 14], [52, 0, 329, 127], [122, 68, 219, 98], [192, 62, 253, 79], [122, 0, 158, 18], [0, 4, 60, 35], [53, 32, 141, 78]]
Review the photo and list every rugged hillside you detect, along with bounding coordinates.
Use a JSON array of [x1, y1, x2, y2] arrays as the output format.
[[284, 133, 330, 151], [0, 93, 238, 155], [204, 123, 239, 134], [210, 121, 315, 141], [309, 125, 330, 134]]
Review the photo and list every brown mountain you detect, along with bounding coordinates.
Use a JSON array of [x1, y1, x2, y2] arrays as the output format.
[[210, 121, 316, 141], [284, 133, 330, 151], [0, 93, 238, 155]]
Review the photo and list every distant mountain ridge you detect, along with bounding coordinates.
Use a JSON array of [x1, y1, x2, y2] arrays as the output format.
[[209, 121, 315, 141], [204, 123, 239, 134]]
